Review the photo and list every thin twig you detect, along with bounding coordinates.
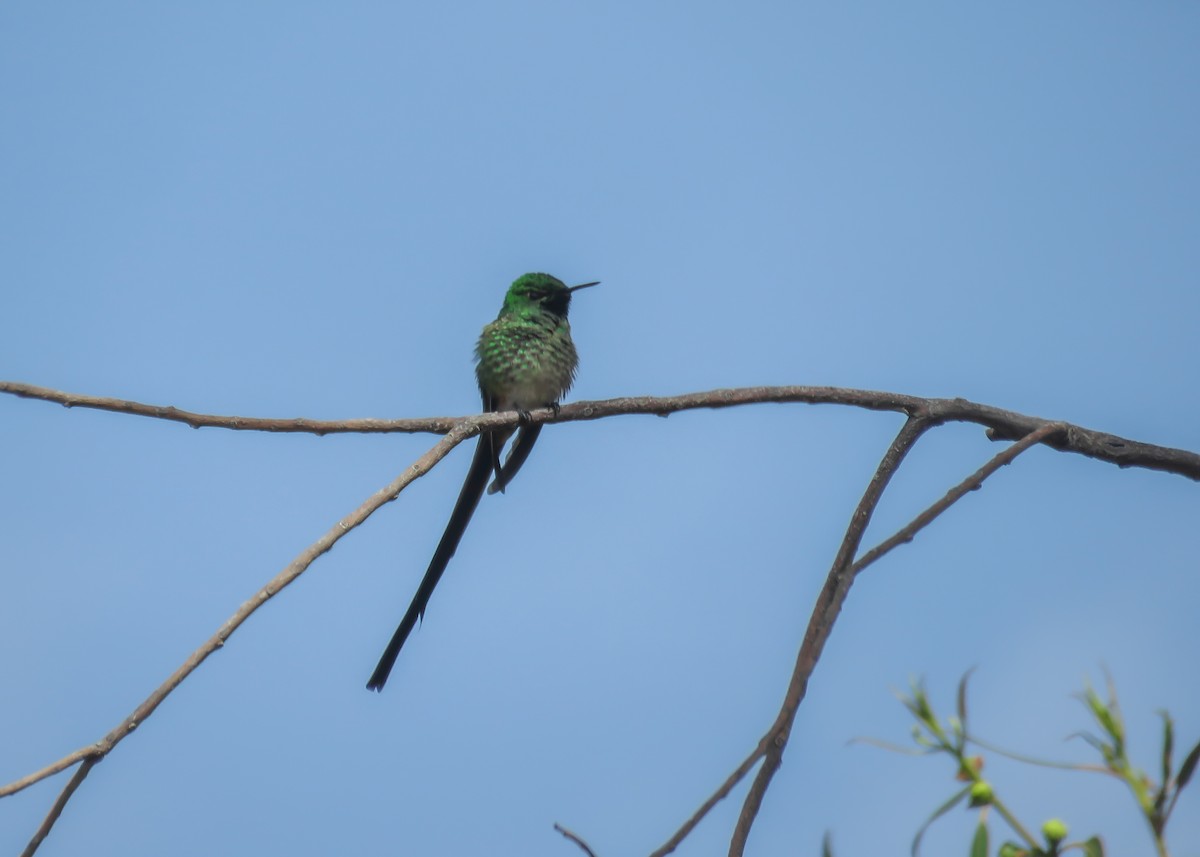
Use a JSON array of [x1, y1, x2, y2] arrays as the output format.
[[659, 421, 1067, 856], [0, 747, 99, 800], [4, 381, 1197, 480], [20, 758, 98, 857], [0, 380, 459, 434], [554, 823, 599, 857], [0, 423, 476, 814], [967, 735, 1112, 776], [3, 381, 1198, 852], [647, 739, 772, 857], [850, 421, 1068, 575], [653, 416, 937, 857], [728, 415, 936, 856]]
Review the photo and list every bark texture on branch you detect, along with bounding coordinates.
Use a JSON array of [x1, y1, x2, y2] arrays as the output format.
[[4, 381, 1197, 479]]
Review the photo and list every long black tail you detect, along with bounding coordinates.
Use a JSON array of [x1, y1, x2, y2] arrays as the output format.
[[366, 436, 494, 691]]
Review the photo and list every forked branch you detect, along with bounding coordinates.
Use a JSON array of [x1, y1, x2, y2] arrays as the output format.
[[0, 379, 1192, 856], [650, 420, 1068, 857]]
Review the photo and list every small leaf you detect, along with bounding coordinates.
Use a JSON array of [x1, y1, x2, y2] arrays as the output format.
[[1153, 714, 1171, 815], [911, 682, 937, 727], [1070, 731, 1110, 758], [1081, 683, 1123, 750], [1103, 666, 1121, 718], [1177, 738, 1200, 790], [1097, 706, 1123, 748], [969, 819, 988, 857], [1081, 835, 1105, 857], [957, 668, 976, 733], [911, 785, 971, 857], [1079, 685, 1104, 720], [1159, 710, 1174, 791]]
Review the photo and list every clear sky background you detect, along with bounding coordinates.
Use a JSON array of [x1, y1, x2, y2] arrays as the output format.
[[2, 3, 1198, 856]]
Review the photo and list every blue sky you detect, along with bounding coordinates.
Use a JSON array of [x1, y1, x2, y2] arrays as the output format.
[[2, 3, 1198, 855]]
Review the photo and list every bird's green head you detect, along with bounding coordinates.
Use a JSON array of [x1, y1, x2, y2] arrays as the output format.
[[502, 272, 599, 319]]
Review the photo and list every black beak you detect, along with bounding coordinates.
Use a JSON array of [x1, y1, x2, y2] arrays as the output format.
[[568, 281, 600, 292]]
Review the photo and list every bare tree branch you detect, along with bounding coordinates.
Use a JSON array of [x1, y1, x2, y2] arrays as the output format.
[[4, 381, 1196, 479], [728, 415, 936, 856], [648, 740, 771, 857], [554, 823, 600, 857], [729, 420, 1073, 854], [0, 748, 97, 801], [850, 421, 1070, 575], [2, 379, 1196, 854], [651, 421, 1069, 856], [20, 759, 98, 857], [0, 380, 459, 434]]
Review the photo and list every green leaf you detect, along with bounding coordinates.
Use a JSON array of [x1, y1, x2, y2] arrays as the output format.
[[822, 830, 834, 857], [1081, 682, 1123, 751], [1081, 835, 1105, 857], [1079, 685, 1104, 720], [911, 785, 971, 857], [911, 680, 937, 726], [900, 682, 931, 728], [1097, 704, 1123, 748], [1159, 711, 1174, 792], [1071, 731, 1110, 759], [957, 669, 975, 733], [969, 820, 988, 857], [1177, 738, 1200, 790]]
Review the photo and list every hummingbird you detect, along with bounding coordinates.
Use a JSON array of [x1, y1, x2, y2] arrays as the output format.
[[366, 272, 598, 691]]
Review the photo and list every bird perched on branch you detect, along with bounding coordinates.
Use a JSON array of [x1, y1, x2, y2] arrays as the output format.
[[367, 272, 598, 691]]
